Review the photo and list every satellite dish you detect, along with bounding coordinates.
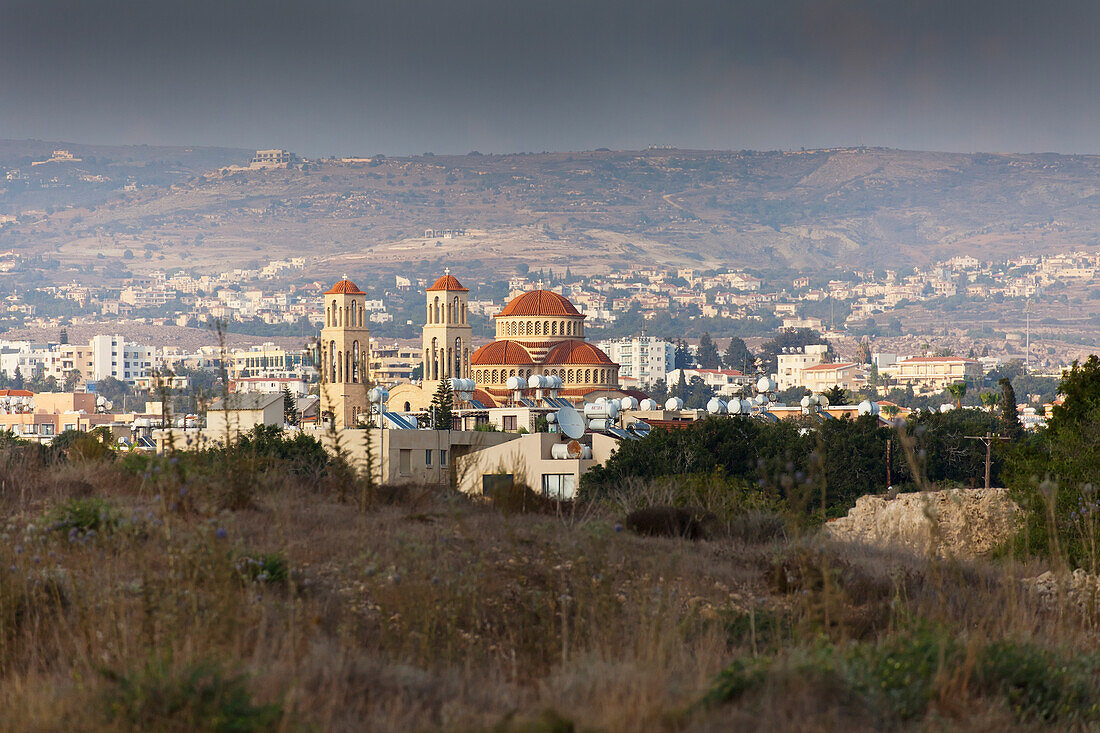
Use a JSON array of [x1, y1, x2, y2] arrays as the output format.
[[800, 395, 812, 408], [756, 376, 771, 393], [858, 400, 873, 416], [664, 397, 683, 411], [728, 399, 742, 414], [707, 398, 727, 414], [557, 404, 585, 440]]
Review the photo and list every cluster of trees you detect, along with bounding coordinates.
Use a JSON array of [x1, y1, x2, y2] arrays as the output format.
[[581, 405, 1007, 519]]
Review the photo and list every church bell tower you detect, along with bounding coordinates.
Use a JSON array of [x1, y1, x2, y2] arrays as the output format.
[[320, 277, 370, 427], [422, 270, 472, 395]]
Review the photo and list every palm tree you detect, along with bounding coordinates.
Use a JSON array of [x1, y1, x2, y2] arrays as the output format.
[[946, 381, 967, 409]]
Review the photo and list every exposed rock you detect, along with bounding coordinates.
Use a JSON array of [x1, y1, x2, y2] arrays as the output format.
[[1026, 569, 1100, 613], [822, 489, 1020, 559]]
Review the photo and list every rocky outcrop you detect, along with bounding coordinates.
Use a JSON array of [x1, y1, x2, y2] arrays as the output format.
[[1026, 570, 1100, 612], [823, 489, 1020, 559]]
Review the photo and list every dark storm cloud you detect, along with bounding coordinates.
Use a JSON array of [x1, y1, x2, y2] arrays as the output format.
[[0, 0, 1097, 154]]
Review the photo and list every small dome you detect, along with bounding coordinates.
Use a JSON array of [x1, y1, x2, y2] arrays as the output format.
[[544, 340, 615, 365], [325, 279, 364, 295], [471, 340, 535, 366], [496, 290, 582, 318], [426, 273, 469, 292]]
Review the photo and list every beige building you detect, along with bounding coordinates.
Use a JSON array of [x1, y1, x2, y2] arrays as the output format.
[[456, 432, 620, 500], [206, 393, 284, 435], [801, 362, 863, 393], [775, 344, 830, 391], [894, 357, 983, 391]]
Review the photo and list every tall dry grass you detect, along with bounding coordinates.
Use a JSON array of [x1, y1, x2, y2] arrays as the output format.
[[0, 444, 1098, 731]]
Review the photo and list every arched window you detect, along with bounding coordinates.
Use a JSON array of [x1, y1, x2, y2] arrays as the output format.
[[426, 304, 432, 324], [433, 296, 440, 324], [543, 321, 549, 335], [352, 341, 360, 383], [359, 304, 364, 327], [452, 297, 459, 324], [585, 369, 591, 383], [325, 305, 330, 327], [492, 370, 499, 383], [535, 321, 541, 336], [461, 303, 467, 323], [330, 341, 337, 382], [431, 337, 439, 380], [550, 321, 557, 336], [404, 401, 411, 412], [526, 322, 533, 336]]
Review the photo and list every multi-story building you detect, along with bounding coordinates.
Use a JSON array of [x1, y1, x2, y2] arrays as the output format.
[[775, 344, 830, 391], [598, 336, 674, 387], [90, 335, 155, 384], [894, 357, 983, 391], [801, 362, 864, 394], [665, 368, 754, 397], [229, 343, 310, 380]]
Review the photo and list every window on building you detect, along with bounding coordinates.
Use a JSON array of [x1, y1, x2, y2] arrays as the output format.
[[399, 449, 411, 475], [541, 474, 576, 500], [440, 450, 447, 466], [425, 449, 432, 467], [482, 473, 514, 498], [503, 415, 517, 431]]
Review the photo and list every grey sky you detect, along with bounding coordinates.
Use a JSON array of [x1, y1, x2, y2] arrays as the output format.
[[1, 0, 1097, 155]]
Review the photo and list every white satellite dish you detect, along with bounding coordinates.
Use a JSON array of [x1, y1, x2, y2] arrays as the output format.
[[556, 404, 586, 440], [728, 399, 742, 414]]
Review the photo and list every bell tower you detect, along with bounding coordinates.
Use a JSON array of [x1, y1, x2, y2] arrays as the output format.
[[422, 270, 472, 395], [320, 277, 370, 427]]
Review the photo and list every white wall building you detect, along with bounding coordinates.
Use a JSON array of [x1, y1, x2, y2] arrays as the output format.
[[91, 335, 154, 384], [775, 344, 830, 391], [598, 336, 674, 387]]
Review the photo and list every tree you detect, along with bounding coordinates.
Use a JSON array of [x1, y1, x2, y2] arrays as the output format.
[[12, 367, 23, 390], [674, 339, 694, 370], [946, 381, 967, 409], [757, 328, 827, 373], [696, 332, 721, 369], [979, 391, 999, 410], [59, 328, 69, 345], [999, 377, 1023, 439], [854, 339, 872, 365], [64, 369, 82, 392], [282, 386, 299, 426], [429, 378, 454, 430], [821, 385, 849, 406], [723, 337, 755, 373]]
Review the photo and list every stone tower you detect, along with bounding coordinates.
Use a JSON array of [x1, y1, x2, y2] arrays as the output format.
[[320, 278, 370, 427], [422, 271, 472, 395]]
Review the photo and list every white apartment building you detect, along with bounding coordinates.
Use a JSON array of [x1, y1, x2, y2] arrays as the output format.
[[775, 344, 830, 391], [598, 336, 674, 387], [665, 368, 755, 397], [90, 335, 155, 383]]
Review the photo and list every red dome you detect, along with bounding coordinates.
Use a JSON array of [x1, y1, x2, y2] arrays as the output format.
[[426, 274, 469, 292], [544, 340, 616, 365], [325, 279, 364, 295], [470, 340, 535, 366], [496, 290, 582, 318]]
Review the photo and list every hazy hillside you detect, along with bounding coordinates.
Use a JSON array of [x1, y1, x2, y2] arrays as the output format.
[[2, 144, 1099, 277]]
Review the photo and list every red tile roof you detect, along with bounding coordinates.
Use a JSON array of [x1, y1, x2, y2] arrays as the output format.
[[426, 274, 469, 292], [324, 279, 364, 295], [803, 362, 858, 371], [544, 340, 616, 366], [470, 340, 535, 366], [496, 290, 582, 318]]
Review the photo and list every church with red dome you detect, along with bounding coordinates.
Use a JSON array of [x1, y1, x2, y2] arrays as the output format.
[[385, 274, 622, 412], [470, 288, 620, 403]]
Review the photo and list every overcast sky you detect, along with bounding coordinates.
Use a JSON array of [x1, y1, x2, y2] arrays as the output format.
[[1, 0, 1097, 155]]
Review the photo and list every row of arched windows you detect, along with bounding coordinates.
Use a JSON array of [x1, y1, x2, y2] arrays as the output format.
[[425, 336, 469, 381], [322, 339, 363, 384], [497, 319, 581, 338], [427, 295, 467, 325], [326, 299, 365, 328], [472, 367, 614, 386]]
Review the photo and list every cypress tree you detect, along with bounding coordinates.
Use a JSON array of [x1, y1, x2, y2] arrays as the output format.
[[999, 377, 1023, 439]]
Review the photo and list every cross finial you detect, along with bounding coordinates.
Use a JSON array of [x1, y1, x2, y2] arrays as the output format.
[[445, 266, 451, 276], [342, 272, 347, 282]]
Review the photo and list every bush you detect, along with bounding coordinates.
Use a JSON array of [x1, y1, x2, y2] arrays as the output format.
[[624, 505, 713, 540], [47, 497, 119, 538], [99, 658, 282, 731], [235, 552, 290, 586]]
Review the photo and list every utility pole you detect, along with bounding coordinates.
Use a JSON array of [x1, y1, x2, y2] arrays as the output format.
[[1024, 298, 1032, 372], [964, 432, 1011, 490]]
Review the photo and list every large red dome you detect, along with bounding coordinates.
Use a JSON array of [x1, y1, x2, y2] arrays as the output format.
[[324, 279, 364, 295], [471, 340, 535, 366], [496, 290, 582, 318], [544, 340, 615, 365], [426, 274, 469, 292]]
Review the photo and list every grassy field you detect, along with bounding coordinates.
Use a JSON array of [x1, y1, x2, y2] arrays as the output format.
[[1, 444, 1098, 731]]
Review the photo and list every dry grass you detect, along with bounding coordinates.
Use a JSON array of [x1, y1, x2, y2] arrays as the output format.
[[1, 452, 1099, 731]]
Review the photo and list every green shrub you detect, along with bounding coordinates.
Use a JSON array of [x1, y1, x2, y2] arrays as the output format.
[[235, 552, 289, 586], [976, 641, 1098, 723], [847, 625, 959, 720], [47, 498, 119, 538], [99, 658, 282, 731]]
